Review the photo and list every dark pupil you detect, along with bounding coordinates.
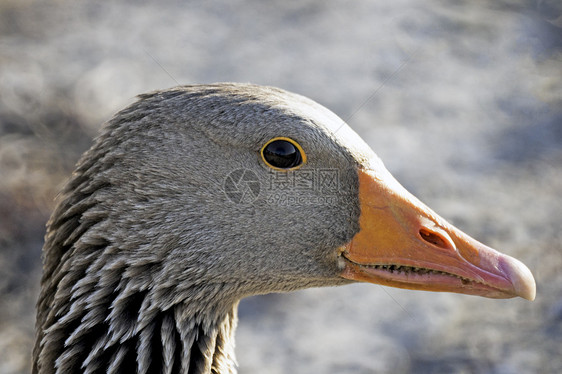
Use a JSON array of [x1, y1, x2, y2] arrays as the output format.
[[263, 140, 302, 169]]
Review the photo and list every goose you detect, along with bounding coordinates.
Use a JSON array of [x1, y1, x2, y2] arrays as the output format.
[[33, 83, 536, 374]]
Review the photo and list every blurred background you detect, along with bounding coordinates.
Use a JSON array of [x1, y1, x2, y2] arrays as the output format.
[[1, 0, 561, 373]]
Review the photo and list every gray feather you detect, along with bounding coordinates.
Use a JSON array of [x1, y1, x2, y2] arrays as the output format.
[[34, 83, 370, 373]]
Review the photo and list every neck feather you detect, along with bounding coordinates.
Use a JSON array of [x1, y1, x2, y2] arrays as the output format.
[[33, 133, 243, 373], [34, 294, 238, 374]]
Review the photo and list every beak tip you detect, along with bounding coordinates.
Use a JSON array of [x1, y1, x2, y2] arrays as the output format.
[[499, 255, 536, 301]]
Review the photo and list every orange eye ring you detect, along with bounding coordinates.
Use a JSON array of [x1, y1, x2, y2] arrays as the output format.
[[260, 137, 307, 171]]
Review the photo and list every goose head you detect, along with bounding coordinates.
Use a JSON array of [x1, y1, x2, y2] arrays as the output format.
[[34, 83, 535, 374]]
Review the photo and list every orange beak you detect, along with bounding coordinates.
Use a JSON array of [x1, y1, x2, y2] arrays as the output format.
[[340, 167, 536, 301]]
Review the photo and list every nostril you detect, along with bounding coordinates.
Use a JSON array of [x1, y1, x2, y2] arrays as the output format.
[[419, 228, 451, 250]]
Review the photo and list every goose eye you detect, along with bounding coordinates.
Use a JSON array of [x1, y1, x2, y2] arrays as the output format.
[[261, 137, 306, 170]]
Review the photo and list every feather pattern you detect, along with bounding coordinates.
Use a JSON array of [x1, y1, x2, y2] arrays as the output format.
[[34, 83, 365, 373]]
